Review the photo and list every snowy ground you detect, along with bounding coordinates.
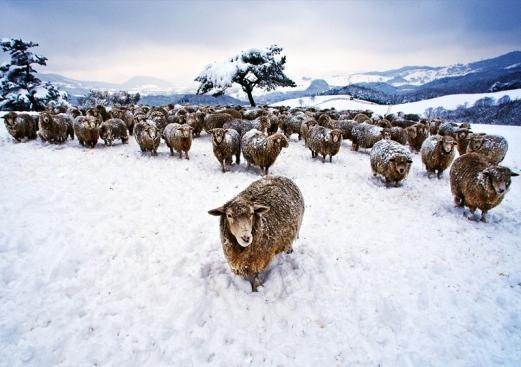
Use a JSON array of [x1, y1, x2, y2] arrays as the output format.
[[271, 88, 521, 115], [1, 116, 520, 366]]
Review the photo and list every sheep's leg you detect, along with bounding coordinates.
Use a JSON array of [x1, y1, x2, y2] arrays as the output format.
[[152, 150, 158, 156], [329, 155, 332, 163], [169, 147, 174, 156], [480, 210, 488, 223], [221, 161, 226, 173], [249, 274, 261, 292], [235, 153, 240, 164], [185, 151, 189, 160], [467, 207, 477, 221], [178, 151, 182, 159], [454, 195, 465, 208], [437, 170, 444, 179], [351, 143, 358, 151]]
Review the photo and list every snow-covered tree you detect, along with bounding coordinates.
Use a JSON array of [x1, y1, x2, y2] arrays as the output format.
[[0, 38, 67, 111], [77, 89, 140, 108], [195, 45, 296, 106]]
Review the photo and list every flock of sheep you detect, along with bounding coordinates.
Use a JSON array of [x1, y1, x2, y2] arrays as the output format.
[[2, 103, 518, 291]]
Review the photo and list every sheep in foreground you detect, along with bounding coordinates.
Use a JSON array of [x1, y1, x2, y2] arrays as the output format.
[[100, 118, 129, 146], [208, 176, 305, 292], [370, 139, 413, 186], [134, 120, 161, 156], [351, 122, 383, 151], [307, 125, 343, 162], [466, 134, 508, 164], [406, 123, 429, 152], [242, 130, 288, 175], [450, 152, 518, 222], [74, 116, 100, 148], [38, 112, 69, 144], [209, 128, 241, 172], [163, 123, 194, 159], [204, 112, 234, 133], [300, 119, 318, 147], [3, 112, 38, 142], [420, 135, 457, 178]]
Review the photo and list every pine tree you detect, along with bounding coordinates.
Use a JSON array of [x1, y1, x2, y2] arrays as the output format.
[[0, 38, 67, 111], [195, 45, 296, 106]]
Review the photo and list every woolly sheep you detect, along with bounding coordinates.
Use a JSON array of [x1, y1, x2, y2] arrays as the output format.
[[204, 112, 234, 133], [163, 123, 194, 159], [381, 126, 408, 145], [3, 112, 38, 142], [454, 127, 472, 155], [242, 130, 288, 175], [466, 134, 508, 164], [406, 123, 429, 152], [100, 118, 129, 146], [351, 122, 384, 151], [370, 139, 413, 186], [208, 128, 241, 172], [450, 152, 518, 222], [38, 111, 69, 144], [420, 135, 457, 178], [134, 120, 161, 156], [306, 125, 343, 162], [208, 176, 305, 291], [74, 116, 100, 148]]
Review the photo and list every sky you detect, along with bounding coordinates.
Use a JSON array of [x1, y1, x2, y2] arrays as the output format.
[[1, 0, 521, 88]]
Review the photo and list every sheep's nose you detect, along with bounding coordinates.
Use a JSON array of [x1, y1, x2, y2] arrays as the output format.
[[241, 235, 251, 243], [498, 188, 505, 194], [399, 168, 404, 174]]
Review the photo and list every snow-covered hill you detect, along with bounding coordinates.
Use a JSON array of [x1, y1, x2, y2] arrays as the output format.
[[1, 113, 520, 365], [272, 88, 521, 115]]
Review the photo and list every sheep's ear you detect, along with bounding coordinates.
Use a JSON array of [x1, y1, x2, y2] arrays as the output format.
[[208, 206, 225, 216], [253, 204, 270, 214], [511, 171, 519, 177], [481, 168, 491, 177], [208, 129, 215, 135]]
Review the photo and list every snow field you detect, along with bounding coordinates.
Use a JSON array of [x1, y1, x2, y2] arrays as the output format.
[[0, 118, 520, 366]]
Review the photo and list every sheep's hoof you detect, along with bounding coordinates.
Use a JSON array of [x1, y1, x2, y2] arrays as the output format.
[[285, 247, 293, 254]]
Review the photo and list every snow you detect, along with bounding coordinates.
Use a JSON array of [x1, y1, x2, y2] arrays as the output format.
[[272, 88, 521, 115], [1, 112, 521, 366]]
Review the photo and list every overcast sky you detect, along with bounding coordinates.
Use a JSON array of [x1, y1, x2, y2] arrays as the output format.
[[2, 0, 521, 87]]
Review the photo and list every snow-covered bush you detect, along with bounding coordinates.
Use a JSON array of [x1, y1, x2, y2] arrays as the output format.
[[77, 90, 140, 108], [195, 45, 296, 106], [0, 38, 67, 111]]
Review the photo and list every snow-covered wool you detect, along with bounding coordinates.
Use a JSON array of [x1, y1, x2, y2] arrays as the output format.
[[189, 110, 205, 137], [100, 118, 128, 146], [437, 121, 459, 137], [57, 113, 74, 140], [306, 125, 343, 163], [381, 126, 408, 145], [317, 114, 339, 130], [466, 133, 508, 164], [370, 139, 413, 185], [455, 127, 472, 155], [218, 108, 242, 119], [420, 135, 457, 178], [86, 107, 104, 126], [209, 128, 241, 172], [242, 129, 288, 175], [2, 112, 38, 141], [111, 107, 135, 135], [147, 108, 169, 133], [73, 116, 99, 149], [37, 111, 68, 144], [300, 119, 318, 147], [337, 119, 358, 140], [406, 123, 429, 152], [281, 111, 307, 139], [353, 113, 370, 123], [450, 152, 518, 222], [223, 116, 270, 137], [351, 122, 384, 151], [371, 118, 392, 129], [163, 123, 193, 159], [134, 120, 160, 156], [208, 176, 304, 292], [204, 112, 234, 133]]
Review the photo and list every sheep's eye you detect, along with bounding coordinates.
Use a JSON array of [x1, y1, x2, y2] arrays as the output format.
[[226, 214, 232, 219]]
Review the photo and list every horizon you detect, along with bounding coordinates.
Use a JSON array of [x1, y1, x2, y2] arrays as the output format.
[[1, 0, 521, 88]]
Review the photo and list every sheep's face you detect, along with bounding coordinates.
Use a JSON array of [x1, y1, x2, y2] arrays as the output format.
[[482, 167, 519, 195], [112, 109, 122, 119], [3, 113, 16, 128], [457, 130, 470, 141], [40, 113, 53, 129], [210, 129, 226, 144], [468, 136, 484, 152], [441, 136, 456, 153], [86, 117, 98, 130], [389, 156, 412, 176], [330, 130, 343, 143], [208, 200, 270, 248], [418, 125, 428, 135], [318, 114, 330, 125], [406, 127, 417, 139], [259, 117, 270, 131], [272, 134, 289, 148], [144, 124, 158, 140], [179, 125, 193, 138], [382, 129, 392, 140]]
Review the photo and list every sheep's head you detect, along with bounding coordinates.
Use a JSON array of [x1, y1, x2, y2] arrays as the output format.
[[208, 198, 270, 248], [441, 135, 456, 154], [481, 166, 519, 195], [318, 114, 330, 125], [111, 109, 122, 119], [209, 128, 226, 144], [143, 121, 158, 140], [456, 128, 471, 141], [3, 112, 17, 128], [259, 116, 270, 132], [178, 124, 193, 138], [417, 124, 428, 135], [389, 155, 413, 176], [86, 116, 98, 130], [382, 128, 392, 140], [39, 112, 53, 129], [304, 120, 317, 129], [270, 133, 289, 149], [467, 134, 485, 152], [330, 129, 343, 143], [406, 126, 417, 139]]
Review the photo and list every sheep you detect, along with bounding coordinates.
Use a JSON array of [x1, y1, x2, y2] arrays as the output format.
[[282, 112, 308, 139], [134, 120, 161, 156], [38, 111, 69, 144], [163, 123, 194, 159], [351, 122, 384, 151], [353, 113, 370, 123], [381, 126, 408, 145], [317, 114, 339, 129], [60, 114, 75, 140], [208, 176, 305, 292], [370, 118, 392, 129], [111, 107, 135, 135], [219, 108, 242, 119], [100, 118, 129, 146], [437, 122, 459, 137], [450, 152, 518, 222], [369, 139, 413, 186], [406, 123, 429, 152], [208, 128, 241, 172], [241, 130, 288, 175], [306, 125, 343, 162], [420, 135, 457, 178], [148, 113, 169, 134], [337, 119, 358, 140], [300, 119, 318, 147], [466, 134, 508, 164], [204, 112, 234, 133], [73, 116, 100, 148], [454, 127, 472, 155], [223, 116, 270, 137], [86, 107, 104, 126], [2, 112, 38, 142], [429, 119, 443, 135], [189, 110, 205, 137], [391, 119, 417, 129]]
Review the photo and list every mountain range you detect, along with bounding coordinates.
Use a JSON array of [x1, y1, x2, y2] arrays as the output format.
[[40, 51, 521, 106]]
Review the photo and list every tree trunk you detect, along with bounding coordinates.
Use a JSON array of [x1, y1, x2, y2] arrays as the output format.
[[245, 89, 256, 107]]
